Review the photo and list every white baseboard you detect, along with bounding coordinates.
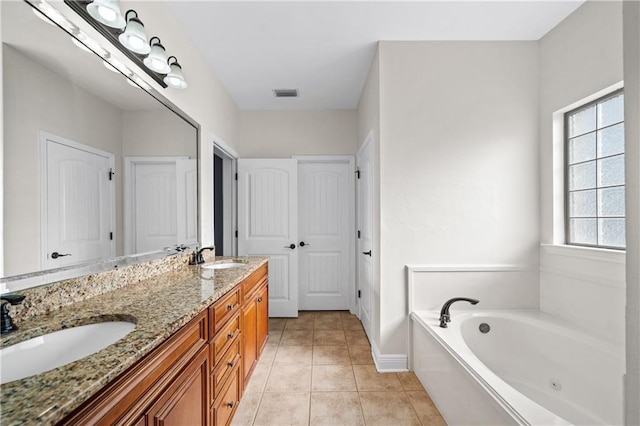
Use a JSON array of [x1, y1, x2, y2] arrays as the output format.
[[372, 339, 408, 372]]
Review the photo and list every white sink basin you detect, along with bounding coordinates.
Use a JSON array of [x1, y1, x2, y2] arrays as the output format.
[[202, 262, 245, 270], [0, 321, 135, 384]]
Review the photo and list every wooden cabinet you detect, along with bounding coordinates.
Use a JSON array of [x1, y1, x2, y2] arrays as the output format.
[[242, 265, 269, 386], [145, 346, 209, 425], [61, 263, 267, 426], [61, 311, 208, 426]]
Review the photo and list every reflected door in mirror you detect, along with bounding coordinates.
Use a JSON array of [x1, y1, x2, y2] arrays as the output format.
[[127, 158, 197, 254], [43, 133, 115, 269]]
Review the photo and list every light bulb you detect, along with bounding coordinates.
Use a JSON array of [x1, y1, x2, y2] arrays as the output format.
[[127, 35, 144, 50], [97, 5, 117, 22]]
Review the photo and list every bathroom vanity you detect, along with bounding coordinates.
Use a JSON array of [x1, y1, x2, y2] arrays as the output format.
[[0, 257, 269, 426]]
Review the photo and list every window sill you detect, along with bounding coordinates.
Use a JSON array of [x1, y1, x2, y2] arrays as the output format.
[[541, 243, 625, 264]]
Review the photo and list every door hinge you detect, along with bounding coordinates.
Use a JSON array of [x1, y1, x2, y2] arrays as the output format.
[[108, 168, 115, 181], [358, 290, 361, 298], [109, 232, 113, 240], [235, 230, 238, 238], [355, 169, 360, 179], [357, 230, 361, 239]]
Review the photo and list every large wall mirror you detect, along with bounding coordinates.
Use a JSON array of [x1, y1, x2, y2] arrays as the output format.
[[1, 0, 199, 291]]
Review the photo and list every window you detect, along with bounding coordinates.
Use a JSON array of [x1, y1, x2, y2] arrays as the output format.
[[566, 90, 625, 249]]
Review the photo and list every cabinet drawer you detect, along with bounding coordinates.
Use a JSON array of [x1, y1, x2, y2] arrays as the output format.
[[210, 287, 241, 338], [243, 263, 268, 301], [211, 337, 241, 402], [212, 365, 241, 426], [210, 314, 240, 365]]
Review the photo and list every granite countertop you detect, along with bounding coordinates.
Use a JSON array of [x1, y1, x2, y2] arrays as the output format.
[[0, 256, 268, 425]]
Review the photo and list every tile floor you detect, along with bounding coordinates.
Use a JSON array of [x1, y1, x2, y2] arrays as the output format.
[[231, 311, 446, 426]]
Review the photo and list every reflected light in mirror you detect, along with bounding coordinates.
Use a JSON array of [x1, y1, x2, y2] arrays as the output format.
[[32, 7, 54, 26], [71, 36, 91, 53]]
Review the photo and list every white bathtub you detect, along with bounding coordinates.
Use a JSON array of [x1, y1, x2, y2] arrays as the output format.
[[411, 310, 624, 425]]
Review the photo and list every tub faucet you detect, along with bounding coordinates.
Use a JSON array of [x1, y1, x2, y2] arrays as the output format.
[[439, 297, 479, 328], [190, 246, 215, 265], [1, 294, 25, 335]]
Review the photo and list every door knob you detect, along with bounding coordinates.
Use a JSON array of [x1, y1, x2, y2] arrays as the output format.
[[51, 252, 71, 259], [284, 243, 296, 249], [299, 241, 310, 247], [362, 250, 372, 256]]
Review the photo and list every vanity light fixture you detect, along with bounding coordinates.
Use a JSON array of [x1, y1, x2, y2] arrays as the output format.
[[163, 56, 187, 89], [86, 0, 125, 29], [65, 0, 187, 89], [118, 10, 150, 55], [143, 37, 171, 74]]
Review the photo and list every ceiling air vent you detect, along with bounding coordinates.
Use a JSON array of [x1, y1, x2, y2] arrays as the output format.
[[273, 89, 298, 98]]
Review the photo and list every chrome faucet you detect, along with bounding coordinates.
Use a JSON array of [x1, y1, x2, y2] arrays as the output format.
[[189, 246, 215, 265], [439, 297, 479, 328], [1, 294, 25, 335]]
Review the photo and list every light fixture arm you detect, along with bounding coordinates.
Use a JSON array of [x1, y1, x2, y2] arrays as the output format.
[[167, 56, 180, 67], [124, 9, 138, 22], [149, 36, 162, 47]]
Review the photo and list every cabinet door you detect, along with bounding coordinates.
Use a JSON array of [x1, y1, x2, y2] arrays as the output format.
[[242, 299, 258, 384], [146, 347, 209, 426], [256, 284, 269, 356]]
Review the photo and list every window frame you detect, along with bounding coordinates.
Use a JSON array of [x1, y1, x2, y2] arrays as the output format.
[[564, 88, 625, 250]]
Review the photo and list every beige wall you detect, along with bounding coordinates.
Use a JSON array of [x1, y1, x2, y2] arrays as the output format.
[[538, 1, 626, 344], [237, 110, 357, 157], [539, 1, 624, 244], [123, 109, 197, 158], [3, 45, 124, 275], [623, 1, 640, 423], [375, 41, 540, 356]]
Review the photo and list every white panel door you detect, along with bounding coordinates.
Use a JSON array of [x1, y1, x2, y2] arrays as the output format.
[[298, 161, 352, 310], [133, 162, 178, 253], [238, 159, 298, 317], [357, 139, 374, 341], [176, 159, 198, 246], [44, 135, 114, 269]]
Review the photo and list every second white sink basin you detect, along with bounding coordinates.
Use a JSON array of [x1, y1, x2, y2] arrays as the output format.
[[0, 321, 136, 384], [202, 262, 245, 270]]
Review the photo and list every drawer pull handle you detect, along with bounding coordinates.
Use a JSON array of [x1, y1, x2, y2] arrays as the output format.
[[227, 304, 235, 311], [226, 401, 235, 409], [227, 332, 235, 339], [227, 361, 235, 367], [257, 297, 263, 302]]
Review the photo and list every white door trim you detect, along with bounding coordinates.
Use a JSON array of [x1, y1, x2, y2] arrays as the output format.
[[356, 130, 376, 339], [294, 155, 356, 314], [40, 131, 116, 269], [124, 156, 188, 255], [214, 136, 238, 257]]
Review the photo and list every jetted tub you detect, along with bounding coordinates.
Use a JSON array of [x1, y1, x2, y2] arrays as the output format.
[[410, 310, 624, 425]]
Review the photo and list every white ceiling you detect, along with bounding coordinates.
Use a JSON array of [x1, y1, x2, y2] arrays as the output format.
[[168, 1, 584, 111]]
